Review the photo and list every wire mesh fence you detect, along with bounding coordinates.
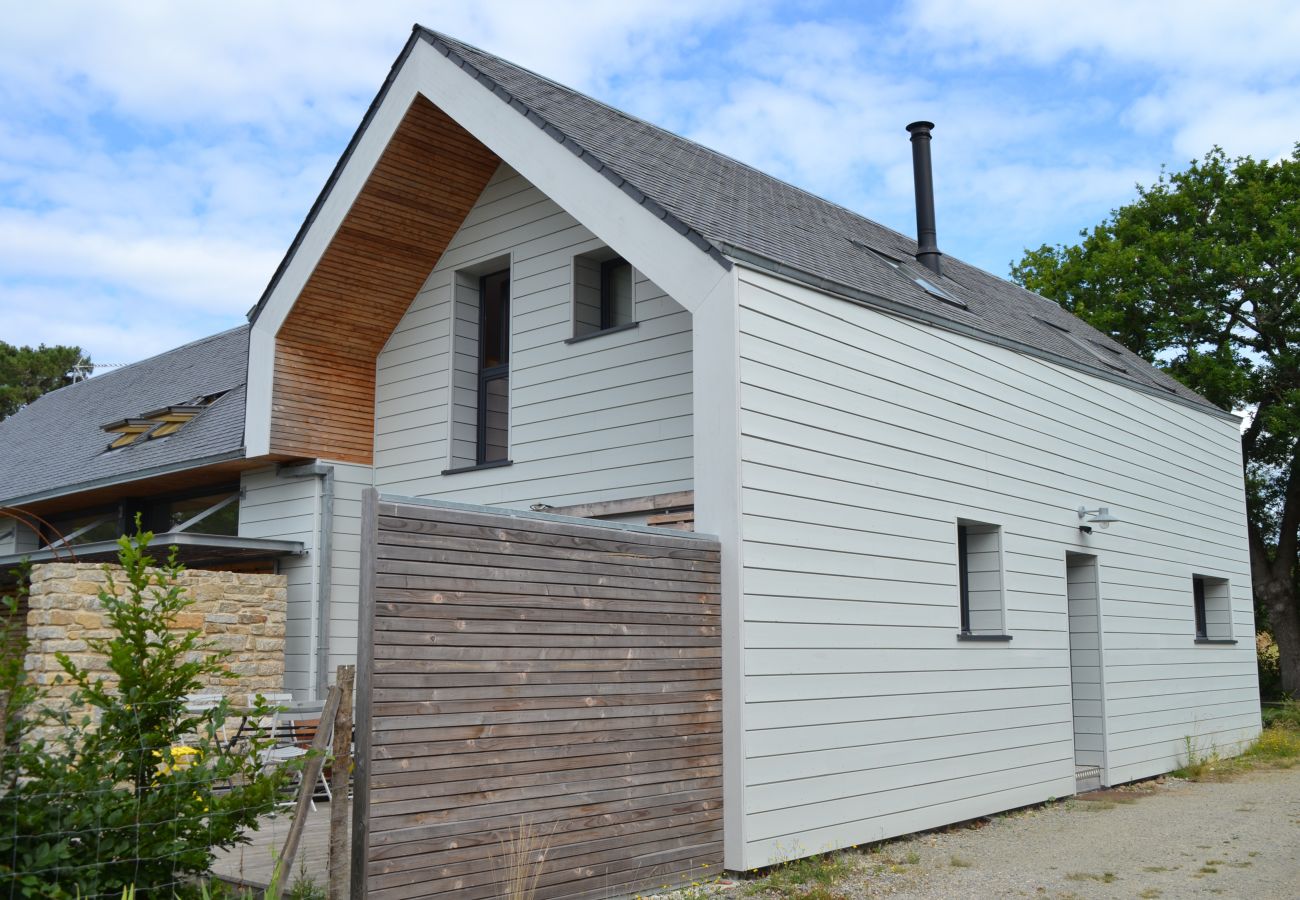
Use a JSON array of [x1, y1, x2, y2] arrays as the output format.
[[0, 689, 349, 900]]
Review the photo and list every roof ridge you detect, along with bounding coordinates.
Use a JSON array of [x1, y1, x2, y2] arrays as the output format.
[[27, 324, 250, 406], [418, 26, 932, 256]]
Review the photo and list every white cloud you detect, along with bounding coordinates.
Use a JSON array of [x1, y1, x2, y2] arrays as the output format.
[[3, 0, 1298, 366]]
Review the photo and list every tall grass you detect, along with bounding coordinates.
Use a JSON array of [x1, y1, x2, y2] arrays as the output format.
[[495, 818, 554, 900]]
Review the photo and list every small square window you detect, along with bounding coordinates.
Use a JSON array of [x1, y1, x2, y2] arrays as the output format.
[[957, 520, 1009, 640], [573, 249, 636, 339], [1192, 575, 1233, 642]]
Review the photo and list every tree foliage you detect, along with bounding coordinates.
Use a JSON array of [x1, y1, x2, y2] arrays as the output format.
[[0, 342, 87, 420], [1013, 146, 1300, 696], [0, 528, 288, 898]]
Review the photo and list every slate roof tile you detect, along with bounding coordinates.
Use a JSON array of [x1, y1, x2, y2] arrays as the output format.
[[421, 28, 1212, 412], [0, 326, 249, 506]]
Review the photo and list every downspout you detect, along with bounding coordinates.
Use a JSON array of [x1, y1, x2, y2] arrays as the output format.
[[279, 461, 335, 700]]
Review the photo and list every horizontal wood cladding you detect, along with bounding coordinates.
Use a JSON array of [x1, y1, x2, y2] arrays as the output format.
[[271, 96, 501, 463], [359, 499, 722, 900]]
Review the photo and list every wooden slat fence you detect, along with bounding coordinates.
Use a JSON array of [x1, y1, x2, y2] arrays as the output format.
[[352, 492, 723, 899]]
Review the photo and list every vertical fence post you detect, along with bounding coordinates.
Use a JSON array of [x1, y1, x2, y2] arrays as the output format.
[[351, 488, 379, 899], [329, 664, 355, 900], [267, 681, 343, 900]]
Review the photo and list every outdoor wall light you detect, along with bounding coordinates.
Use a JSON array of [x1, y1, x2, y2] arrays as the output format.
[[1077, 506, 1120, 534]]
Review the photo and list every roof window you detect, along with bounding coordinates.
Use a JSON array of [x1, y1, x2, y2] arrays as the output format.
[[850, 239, 966, 308], [101, 394, 224, 451], [1032, 317, 1127, 373]]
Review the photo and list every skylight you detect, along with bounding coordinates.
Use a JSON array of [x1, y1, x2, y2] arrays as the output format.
[[849, 239, 966, 308], [1032, 316, 1127, 373], [101, 394, 224, 451]]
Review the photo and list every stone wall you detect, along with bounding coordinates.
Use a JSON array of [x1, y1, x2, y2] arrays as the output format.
[[24, 563, 287, 717]]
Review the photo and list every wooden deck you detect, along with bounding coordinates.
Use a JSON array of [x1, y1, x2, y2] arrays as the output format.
[[211, 801, 345, 890]]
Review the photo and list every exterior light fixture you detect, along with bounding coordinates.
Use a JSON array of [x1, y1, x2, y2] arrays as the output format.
[[1077, 506, 1120, 534]]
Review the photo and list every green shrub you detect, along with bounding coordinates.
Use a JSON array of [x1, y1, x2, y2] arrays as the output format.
[[0, 527, 291, 898], [1262, 699, 1300, 730]]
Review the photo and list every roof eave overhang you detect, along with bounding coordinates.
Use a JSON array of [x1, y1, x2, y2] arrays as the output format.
[[242, 27, 731, 458], [0, 448, 250, 510], [723, 250, 1238, 424]]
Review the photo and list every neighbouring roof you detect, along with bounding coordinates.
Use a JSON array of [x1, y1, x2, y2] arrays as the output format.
[[0, 326, 250, 506], [406, 27, 1216, 413]]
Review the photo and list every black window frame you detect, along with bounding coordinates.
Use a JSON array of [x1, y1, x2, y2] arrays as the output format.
[[476, 268, 511, 466], [1193, 576, 1208, 640], [957, 523, 971, 634], [599, 257, 634, 331]]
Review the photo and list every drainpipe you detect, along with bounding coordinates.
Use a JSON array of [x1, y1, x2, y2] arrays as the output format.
[[279, 461, 335, 700]]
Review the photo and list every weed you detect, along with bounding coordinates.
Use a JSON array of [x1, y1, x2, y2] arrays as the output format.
[[1242, 724, 1300, 762], [1143, 866, 1172, 873], [904, 850, 920, 865], [1075, 800, 1116, 811], [745, 848, 852, 900], [1064, 872, 1116, 883], [1138, 889, 1162, 898], [948, 855, 972, 868], [1198, 866, 1219, 875], [494, 818, 554, 900]]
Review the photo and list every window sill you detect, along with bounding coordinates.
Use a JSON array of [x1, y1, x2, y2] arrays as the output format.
[[440, 459, 514, 476], [957, 632, 1013, 642], [565, 321, 639, 344], [1194, 638, 1238, 645]]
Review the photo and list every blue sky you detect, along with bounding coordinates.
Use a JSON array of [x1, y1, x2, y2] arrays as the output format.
[[3, 0, 1298, 367]]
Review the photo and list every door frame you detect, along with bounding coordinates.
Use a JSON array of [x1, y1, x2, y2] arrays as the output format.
[[1065, 550, 1111, 787]]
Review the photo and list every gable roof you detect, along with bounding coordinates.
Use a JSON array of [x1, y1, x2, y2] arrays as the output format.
[[0, 326, 249, 507], [392, 27, 1215, 414]]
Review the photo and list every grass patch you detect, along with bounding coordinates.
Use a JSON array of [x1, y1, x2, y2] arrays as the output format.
[[1065, 872, 1116, 883], [1172, 722, 1300, 781], [1074, 800, 1116, 811], [1143, 866, 1173, 873], [1138, 889, 1162, 898], [1198, 866, 1219, 875], [948, 855, 973, 868], [745, 850, 853, 899], [1242, 724, 1300, 763]]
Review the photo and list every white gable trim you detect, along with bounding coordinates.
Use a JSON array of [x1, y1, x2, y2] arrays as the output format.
[[244, 36, 729, 457]]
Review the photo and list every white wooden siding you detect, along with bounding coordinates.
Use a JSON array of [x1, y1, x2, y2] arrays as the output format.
[[326, 461, 372, 679], [734, 266, 1257, 866], [239, 465, 318, 696], [373, 164, 693, 507]]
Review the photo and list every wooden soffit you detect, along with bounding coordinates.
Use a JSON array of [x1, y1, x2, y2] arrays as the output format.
[[271, 94, 501, 464]]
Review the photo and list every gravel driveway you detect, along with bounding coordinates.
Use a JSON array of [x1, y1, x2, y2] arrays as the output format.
[[683, 766, 1300, 899], [864, 767, 1300, 899]]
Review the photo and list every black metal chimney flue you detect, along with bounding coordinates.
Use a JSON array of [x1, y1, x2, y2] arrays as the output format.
[[906, 121, 942, 277]]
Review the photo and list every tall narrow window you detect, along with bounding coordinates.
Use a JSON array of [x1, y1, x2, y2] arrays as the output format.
[[957, 520, 1010, 640], [477, 268, 510, 464], [1192, 576, 1208, 640]]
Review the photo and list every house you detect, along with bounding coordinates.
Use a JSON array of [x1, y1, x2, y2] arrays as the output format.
[[0, 26, 1259, 876]]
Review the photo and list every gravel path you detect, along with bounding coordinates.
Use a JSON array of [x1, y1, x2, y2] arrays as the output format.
[[669, 766, 1300, 899]]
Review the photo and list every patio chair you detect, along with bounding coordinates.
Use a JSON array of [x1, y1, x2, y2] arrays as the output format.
[[247, 692, 332, 810]]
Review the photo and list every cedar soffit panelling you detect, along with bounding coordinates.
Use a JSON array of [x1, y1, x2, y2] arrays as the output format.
[[271, 95, 501, 464]]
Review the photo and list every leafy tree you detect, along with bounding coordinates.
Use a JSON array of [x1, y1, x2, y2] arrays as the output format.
[[0, 527, 288, 898], [0, 342, 87, 419], [1013, 146, 1300, 697]]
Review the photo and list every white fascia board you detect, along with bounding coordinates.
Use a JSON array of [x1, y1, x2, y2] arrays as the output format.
[[690, 267, 746, 868], [244, 37, 729, 457]]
